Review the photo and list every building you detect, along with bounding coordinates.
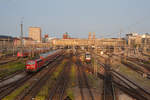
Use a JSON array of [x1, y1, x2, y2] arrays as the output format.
[[29, 27, 42, 42], [44, 34, 48, 38], [13, 37, 21, 47], [88, 32, 91, 40], [13, 37, 35, 47], [52, 38, 125, 48], [23, 37, 35, 46], [63, 32, 69, 39], [0, 35, 14, 50], [43, 34, 49, 43], [126, 32, 150, 52]]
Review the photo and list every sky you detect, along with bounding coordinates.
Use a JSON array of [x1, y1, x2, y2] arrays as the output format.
[[0, 0, 150, 38]]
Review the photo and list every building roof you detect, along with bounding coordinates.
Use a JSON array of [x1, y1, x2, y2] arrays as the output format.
[[0, 35, 13, 39], [29, 27, 41, 29], [23, 37, 33, 40]]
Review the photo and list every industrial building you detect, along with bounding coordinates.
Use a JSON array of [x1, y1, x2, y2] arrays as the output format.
[[29, 27, 42, 42]]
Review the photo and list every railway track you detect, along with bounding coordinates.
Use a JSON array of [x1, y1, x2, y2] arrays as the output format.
[[110, 54, 150, 79], [135, 61, 150, 72], [97, 61, 150, 100], [127, 57, 150, 70], [142, 52, 150, 59], [0, 53, 58, 83], [0, 70, 24, 82], [121, 60, 145, 75], [14, 55, 64, 100], [46, 61, 71, 100], [0, 56, 29, 66], [102, 65, 116, 100], [0, 57, 18, 65], [76, 60, 94, 100], [0, 52, 43, 66], [0, 73, 33, 99], [111, 69, 150, 100], [0, 55, 64, 99], [0, 58, 29, 82], [0, 53, 17, 59], [122, 58, 150, 79]]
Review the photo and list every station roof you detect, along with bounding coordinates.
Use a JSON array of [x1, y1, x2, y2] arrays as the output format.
[[0, 35, 13, 39]]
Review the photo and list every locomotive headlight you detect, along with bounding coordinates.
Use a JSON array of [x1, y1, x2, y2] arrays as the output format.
[[100, 51, 104, 55]]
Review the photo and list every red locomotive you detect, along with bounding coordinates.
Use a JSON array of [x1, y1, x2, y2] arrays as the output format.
[[17, 51, 30, 57], [17, 48, 49, 58], [25, 49, 63, 72]]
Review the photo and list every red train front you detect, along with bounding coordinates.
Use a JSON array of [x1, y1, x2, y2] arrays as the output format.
[[26, 60, 37, 72], [85, 52, 91, 63]]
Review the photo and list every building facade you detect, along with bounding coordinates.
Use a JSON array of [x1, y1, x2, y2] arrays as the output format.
[[0, 35, 14, 50], [29, 27, 42, 42], [126, 32, 150, 52]]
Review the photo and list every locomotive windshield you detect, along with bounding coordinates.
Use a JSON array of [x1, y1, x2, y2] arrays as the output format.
[[27, 61, 35, 65], [86, 54, 91, 58]]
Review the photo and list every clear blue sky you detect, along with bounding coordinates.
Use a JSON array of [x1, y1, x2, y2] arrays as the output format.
[[0, 0, 150, 38]]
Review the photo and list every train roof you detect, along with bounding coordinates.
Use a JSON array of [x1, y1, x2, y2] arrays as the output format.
[[36, 58, 42, 62], [40, 49, 61, 58], [0, 35, 13, 39], [85, 52, 90, 54], [26, 49, 61, 62]]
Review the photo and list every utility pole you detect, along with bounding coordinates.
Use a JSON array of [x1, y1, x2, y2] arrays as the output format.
[[94, 46, 98, 77], [13, 40, 15, 56], [93, 33, 97, 77], [20, 18, 24, 53]]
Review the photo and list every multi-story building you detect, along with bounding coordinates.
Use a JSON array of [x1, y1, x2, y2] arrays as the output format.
[[29, 27, 42, 42], [126, 32, 150, 52], [0, 35, 14, 50]]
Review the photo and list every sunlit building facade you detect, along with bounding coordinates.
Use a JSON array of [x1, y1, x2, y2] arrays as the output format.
[[29, 27, 42, 42]]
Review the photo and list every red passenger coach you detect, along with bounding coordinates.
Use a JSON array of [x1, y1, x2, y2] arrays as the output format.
[[17, 51, 29, 58], [25, 50, 63, 72]]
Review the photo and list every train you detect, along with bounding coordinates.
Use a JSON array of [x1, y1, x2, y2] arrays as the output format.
[[17, 51, 30, 57], [17, 48, 49, 58], [25, 49, 63, 72], [85, 52, 91, 63]]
